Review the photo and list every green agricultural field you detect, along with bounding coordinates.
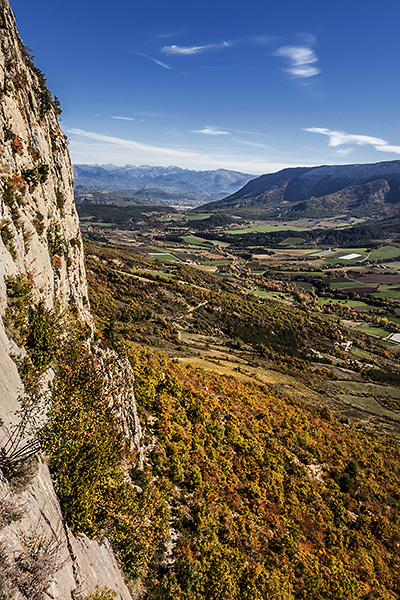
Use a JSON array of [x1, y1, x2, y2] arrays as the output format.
[[330, 281, 367, 289], [253, 289, 293, 303], [323, 248, 369, 264], [317, 298, 370, 307], [386, 262, 400, 270], [181, 236, 230, 248], [228, 224, 306, 234], [370, 245, 400, 260], [354, 324, 392, 338], [384, 314, 400, 325], [149, 253, 178, 262], [336, 247, 369, 254], [181, 235, 213, 246], [350, 346, 374, 359], [334, 383, 400, 419], [157, 214, 183, 222], [373, 289, 400, 300], [209, 239, 230, 247], [186, 213, 212, 221]]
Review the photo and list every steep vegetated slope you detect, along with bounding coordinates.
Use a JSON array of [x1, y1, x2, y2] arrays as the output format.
[[84, 241, 400, 599], [202, 161, 400, 218]]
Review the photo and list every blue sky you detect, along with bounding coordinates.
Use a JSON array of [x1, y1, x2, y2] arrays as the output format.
[[9, 0, 400, 174]]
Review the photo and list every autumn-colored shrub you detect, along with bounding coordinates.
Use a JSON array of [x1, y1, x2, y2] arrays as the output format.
[[11, 137, 22, 154]]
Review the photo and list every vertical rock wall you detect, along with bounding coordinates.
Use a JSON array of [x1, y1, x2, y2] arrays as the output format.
[[0, 0, 88, 314], [0, 2, 139, 597]]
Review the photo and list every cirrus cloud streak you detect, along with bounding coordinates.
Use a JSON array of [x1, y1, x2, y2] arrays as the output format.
[[66, 128, 299, 174], [191, 126, 230, 135], [274, 45, 320, 78], [305, 127, 400, 154], [162, 41, 232, 56]]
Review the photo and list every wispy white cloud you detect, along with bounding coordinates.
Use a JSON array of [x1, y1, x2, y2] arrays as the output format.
[[151, 31, 184, 39], [162, 41, 232, 56], [248, 35, 279, 45], [305, 127, 386, 147], [134, 51, 172, 70], [237, 139, 270, 149], [111, 116, 135, 121], [225, 127, 266, 137], [67, 128, 301, 174], [375, 144, 400, 155], [336, 148, 354, 156], [160, 36, 277, 58], [274, 45, 320, 78], [134, 111, 174, 118], [191, 126, 230, 136], [67, 128, 200, 158], [305, 127, 400, 155], [190, 125, 267, 138]]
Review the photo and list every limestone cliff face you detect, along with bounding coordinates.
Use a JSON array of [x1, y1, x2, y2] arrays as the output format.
[[0, 1, 88, 314], [0, 1, 138, 597]]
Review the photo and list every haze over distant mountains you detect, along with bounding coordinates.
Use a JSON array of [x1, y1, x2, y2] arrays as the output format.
[[73, 164, 254, 207], [203, 160, 400, 218]]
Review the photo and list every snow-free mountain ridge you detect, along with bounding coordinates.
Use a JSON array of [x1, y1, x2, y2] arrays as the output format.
[[202, 160, 400, 217], [74, 164, 254, 206]]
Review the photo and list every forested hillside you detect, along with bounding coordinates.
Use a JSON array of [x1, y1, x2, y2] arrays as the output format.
[[76, 240, 400, 598]]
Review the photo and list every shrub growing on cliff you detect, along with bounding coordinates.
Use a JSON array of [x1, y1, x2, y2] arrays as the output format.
[[0, 534, 62, 600], [0, 220, 16, 259], [40, 337, 169, 581], [25, 302, 60, 371], [81, 587, 117, 600], [4, 276, 60, 373]]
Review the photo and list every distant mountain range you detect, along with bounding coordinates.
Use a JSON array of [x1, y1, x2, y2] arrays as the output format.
[[202, 160, 400, 218], [73, 164, 254, 207]]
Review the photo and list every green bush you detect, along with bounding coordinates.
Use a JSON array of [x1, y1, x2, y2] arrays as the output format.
[[80, 587, 117, 600], [25, 302, 60, 371], [1, 455, 39, 494], [47, 224, 68, 257], [21, 168, 40, 193], [0, 221, 16, 258], [55, 189, 65, 212]]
